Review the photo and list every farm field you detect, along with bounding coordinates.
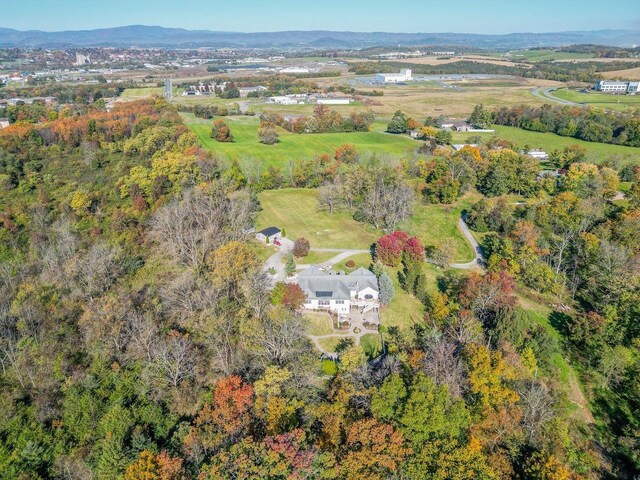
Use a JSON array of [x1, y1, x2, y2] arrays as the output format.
[[185, 114, 417, 167], [452, 125, 640, 164], [121, 87, 166, 97], [549, 88, 640, 112]]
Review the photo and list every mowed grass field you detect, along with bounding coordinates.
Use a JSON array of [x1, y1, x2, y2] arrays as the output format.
[[185, 114, 417, 168], [257, 189, 378, 250], [257, 188, 475, 261], [549, 88, 640, 112], [453, 125, 640, 164]]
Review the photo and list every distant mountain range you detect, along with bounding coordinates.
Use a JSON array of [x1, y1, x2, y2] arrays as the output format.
[[0, 25, 638, 49]]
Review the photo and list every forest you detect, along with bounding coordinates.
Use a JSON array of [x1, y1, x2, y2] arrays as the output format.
[[492, 104, 640, 147], [348, 60, 640, 83], [0, 98, 639, 479]]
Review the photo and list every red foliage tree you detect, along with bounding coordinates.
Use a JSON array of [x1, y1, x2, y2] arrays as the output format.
[[283, 283, 307, 310], [404, 236, 425, 263], [376, 231, 423, 267], [376, 233, 404, 267]]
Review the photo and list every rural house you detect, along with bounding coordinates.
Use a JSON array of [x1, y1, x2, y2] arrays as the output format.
[[256, 227, 282, 243], [295, 267, 379, 315]]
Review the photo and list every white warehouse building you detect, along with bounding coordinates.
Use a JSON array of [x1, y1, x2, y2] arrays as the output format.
[[317, 97, 352, 105], [595, 80, 640, 94], [375, 69, 412, 83]]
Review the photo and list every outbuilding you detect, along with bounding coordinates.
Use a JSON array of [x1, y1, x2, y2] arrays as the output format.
[[256, 227, 282, 243]]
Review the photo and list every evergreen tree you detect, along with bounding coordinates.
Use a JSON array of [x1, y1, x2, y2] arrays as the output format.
[[285, 255, 296, 276], [379, 271, 395, 305]]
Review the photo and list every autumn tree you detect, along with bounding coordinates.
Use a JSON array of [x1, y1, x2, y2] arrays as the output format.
[[293, 237, 310, 257], [125, 451, 185, 480], [334, 144, 359, 164], [341, 419, 410, 480], [210, 119, 233, 142], [283, 283, 307, 310], [257, 122, 279, 145], [207, 241, 260, 297], [185, 375, 254, 457]]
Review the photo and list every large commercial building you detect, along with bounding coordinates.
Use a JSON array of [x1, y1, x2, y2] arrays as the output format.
[[594, 80, 639, 94], [375, 69, 412, 83]]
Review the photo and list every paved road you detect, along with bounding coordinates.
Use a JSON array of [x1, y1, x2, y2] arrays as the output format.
[[531, 88, 579, 106], [449, 215, 485, 270]]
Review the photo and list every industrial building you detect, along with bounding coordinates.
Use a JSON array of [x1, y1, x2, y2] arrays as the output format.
[[594, 80, 639, 94], [316, 97, 352, 105], [375, 69, 412, 83]]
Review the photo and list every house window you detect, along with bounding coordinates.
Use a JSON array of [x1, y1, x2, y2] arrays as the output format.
[[364, 294, 374, 300], [335, 300, 344, 305], [319, 300, 330, 306]]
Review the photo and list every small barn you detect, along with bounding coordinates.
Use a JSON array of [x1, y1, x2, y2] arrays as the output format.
[[256, 227, 282, 243]]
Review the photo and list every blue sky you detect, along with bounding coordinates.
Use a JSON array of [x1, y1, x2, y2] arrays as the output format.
[[3, 0, 639, 33]]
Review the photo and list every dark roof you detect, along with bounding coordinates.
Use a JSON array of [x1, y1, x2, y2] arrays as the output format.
[[258, 227, 281, 236]]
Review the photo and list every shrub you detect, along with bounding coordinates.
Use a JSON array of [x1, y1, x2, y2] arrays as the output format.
[[345, 260, 356, 268]]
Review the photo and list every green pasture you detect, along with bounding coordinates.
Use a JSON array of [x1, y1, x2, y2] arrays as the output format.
[[549, 88, 640, 112], [453, 125, 640, 164], [184, 114, 418, 168]]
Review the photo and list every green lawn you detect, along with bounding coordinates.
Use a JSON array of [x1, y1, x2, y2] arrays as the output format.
[[304, 313, 339, 336], [297, 250, 340, 265], [332, 253, 373, 272], [248, 240, 277, 263], [257, 188, 477, 262], [400, 194, 480, 264], [257, 189, 379, 250], [317, 337, 344, 353], [453, 125, 640, 164], [549, 88, 640, 112], [185, 114, 418, 168]]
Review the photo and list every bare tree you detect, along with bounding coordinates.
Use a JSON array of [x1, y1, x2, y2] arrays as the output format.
[[161, 271, 219, 321], [317, 182, 344, 214], [241, 270, 272, 321], [148, 332, 196, 388], [358, 173, 414, 230], [150, 185, 256, 270], [423, 337, 466, 398], [244, 308, 308, 366], [68, 242, 122, 300], [125, 310, 159, 363], [518, 380, 556, 445]]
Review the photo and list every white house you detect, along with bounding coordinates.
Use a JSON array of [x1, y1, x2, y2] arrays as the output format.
[[256, 227, 282, 243], [375, 69, 412, 83], [295, 267, 379, 315], [0, 118, 9, 129]]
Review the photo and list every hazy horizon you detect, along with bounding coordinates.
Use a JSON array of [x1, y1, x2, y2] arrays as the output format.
[[3, 0, 639, 35]]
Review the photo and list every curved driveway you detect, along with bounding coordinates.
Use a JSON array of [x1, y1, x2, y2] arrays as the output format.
[[531, 88, 579, 106], [449, 216, 485, 270]]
